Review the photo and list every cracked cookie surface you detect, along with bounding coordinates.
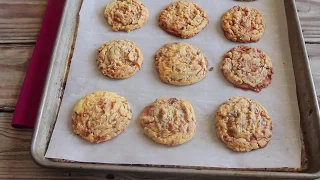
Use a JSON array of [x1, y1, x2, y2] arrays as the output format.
[[158, 0, 209, 38], [221, 5, 265, 43], [72, 91, 132, 143], [104, 0, 149, 32], [215, 96, 273, 152], [97, 39, 143, 79], [155, 42, 208, 86], [221, 46, 273, 92], [140, 98, 196, 146]]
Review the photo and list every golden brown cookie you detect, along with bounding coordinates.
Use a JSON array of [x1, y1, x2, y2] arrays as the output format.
[[155, 42, 208, 86], [97, 39, 143, 79], [158, 0, 209, 38], [140, 98, 196, 146], [104, 0, 149, 32], [221, 46, 273, 92], [221, 5, 266, 43], [72, 91, 132, 143], [215, 97, 273, 152]]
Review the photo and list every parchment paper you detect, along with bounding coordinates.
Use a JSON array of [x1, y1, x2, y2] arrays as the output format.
[[45, 0, 302, 168]]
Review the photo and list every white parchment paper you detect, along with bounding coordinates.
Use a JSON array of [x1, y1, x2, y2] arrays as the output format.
[[45, 0, 302, 168]]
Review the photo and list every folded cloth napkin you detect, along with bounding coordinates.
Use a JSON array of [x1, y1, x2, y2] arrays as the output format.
[[12, 0, 65, 128]]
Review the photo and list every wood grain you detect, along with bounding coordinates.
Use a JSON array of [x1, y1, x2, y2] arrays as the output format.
[[0, 0, 47, 43], [307, 44, 320, 102], [0, 0, 319, 179], [296, 0, 320, 43], [0, 45, 33, 109]]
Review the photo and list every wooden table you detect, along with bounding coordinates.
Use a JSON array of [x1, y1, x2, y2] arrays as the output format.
[[0, 0, 319, 179]]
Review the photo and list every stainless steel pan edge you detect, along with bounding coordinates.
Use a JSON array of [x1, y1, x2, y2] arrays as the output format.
[[30, 0, 320, 179], [31, 0, 80, 168], [285, 0, 320, 177]]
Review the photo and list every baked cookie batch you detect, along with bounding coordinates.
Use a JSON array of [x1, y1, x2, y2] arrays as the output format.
[[72, 0, 274, 152]]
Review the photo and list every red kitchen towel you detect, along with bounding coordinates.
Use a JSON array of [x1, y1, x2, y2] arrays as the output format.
[[12, 0, 66, 128]]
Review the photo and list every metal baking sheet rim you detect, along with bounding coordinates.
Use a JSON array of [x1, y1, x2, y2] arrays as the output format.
[[30, 0, 320, 179]]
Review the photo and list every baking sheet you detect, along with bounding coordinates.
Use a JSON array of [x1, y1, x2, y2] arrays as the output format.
[[45, 0, 301, 168]]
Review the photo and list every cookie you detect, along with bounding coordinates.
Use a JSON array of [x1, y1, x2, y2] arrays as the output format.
[[104, 0, 149, 32], [221, 46, 273, 92], [72, 91, 132, 143], [215, 97, 273, 152], [140, 98, 196, 146], [155, 42, 208, 86], [97, 39, 143, 79], [158, 0, 209, 38], [221, 5, 266, 43]]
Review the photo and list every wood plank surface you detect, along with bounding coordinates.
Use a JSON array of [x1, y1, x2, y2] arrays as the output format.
[[0, 0, 319, 179], [0, 0, 47, 43], [296, 0, 320, 43], [307, 44, 320, 102], [0, 45, 33, 109]]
